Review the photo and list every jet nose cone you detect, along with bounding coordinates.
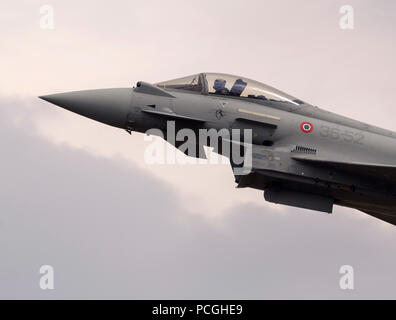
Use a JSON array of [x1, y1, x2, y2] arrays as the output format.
[[39, 88, 132, 129], [39, 94, 58, 103]]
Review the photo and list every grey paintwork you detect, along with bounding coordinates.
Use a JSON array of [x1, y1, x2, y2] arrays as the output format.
[[39, 73, 396, 226]]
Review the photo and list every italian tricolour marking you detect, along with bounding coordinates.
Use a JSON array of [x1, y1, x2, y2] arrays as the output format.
[[300, 122, 314, 133]]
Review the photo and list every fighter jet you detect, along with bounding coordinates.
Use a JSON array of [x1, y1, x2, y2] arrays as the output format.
[[40, 72, 396, 226]]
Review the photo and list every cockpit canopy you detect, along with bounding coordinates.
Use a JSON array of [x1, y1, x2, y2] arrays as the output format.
[[156, 73, 304, 105]]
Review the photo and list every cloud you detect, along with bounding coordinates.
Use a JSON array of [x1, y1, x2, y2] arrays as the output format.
[[1, 97, 396, 299], [2, 0, 396, 299]]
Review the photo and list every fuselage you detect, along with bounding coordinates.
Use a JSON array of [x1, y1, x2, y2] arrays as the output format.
[[40, 72, 396, 225]]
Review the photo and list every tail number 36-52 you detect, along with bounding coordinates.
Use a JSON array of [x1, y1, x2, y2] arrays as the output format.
[[319, 125, 364, 144]]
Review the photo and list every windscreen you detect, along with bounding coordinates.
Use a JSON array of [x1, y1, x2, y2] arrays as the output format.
[[156, 74, 203, 92]]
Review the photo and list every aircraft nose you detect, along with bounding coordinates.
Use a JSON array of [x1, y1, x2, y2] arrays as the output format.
[[39, 88, 132, 129]]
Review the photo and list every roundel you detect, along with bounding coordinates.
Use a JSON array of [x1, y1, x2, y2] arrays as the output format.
[[300, 122, 314, 133]]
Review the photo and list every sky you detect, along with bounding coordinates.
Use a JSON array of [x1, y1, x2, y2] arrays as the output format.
[[1, 0, 396, 299]]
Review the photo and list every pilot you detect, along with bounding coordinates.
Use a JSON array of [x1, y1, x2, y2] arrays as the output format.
[[213, 79, 229, 95], [229, 78, 247, 97]]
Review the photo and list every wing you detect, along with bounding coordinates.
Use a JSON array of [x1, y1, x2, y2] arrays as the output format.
[[360, 209, 396, 226], [291, 155, 396, 182]]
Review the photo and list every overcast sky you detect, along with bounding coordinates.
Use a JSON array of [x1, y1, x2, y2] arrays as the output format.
[[1, 0, 396, 299]]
